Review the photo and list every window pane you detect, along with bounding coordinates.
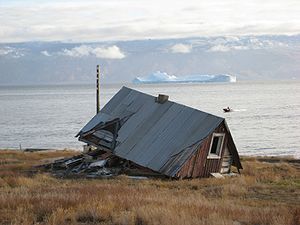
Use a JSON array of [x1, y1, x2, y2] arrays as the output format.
[[211, 136, 219, 154]]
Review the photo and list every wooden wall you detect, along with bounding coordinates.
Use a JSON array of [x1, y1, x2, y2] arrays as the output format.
[[176, 121, 230, 178]]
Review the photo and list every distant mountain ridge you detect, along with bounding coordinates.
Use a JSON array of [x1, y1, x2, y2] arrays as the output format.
[[0, 35, 299, 85]]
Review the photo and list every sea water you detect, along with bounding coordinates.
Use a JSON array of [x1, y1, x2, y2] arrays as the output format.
[[0, 81, 299, 158]]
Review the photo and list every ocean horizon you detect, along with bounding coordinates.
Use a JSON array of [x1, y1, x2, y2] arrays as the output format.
[[0, 80, 299, 158]]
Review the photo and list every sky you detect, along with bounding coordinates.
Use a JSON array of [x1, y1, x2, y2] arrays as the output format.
[[0, 0, 299, 84], [1, 0, 300, 43]]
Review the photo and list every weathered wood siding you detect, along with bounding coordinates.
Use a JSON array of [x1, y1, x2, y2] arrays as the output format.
[[221, 146, 232, 173], [176, 121, 230, 178]]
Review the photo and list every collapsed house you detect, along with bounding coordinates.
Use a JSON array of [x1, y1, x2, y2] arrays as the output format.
[[75, 86, 242, 179]]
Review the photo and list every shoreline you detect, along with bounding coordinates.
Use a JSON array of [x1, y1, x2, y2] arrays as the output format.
[[1, 148, 299, 160]]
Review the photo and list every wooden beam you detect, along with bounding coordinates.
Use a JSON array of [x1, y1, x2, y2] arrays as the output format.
[[96, 65, 100, 114]]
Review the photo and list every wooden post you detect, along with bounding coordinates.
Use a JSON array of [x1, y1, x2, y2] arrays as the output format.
[[96, 65, 100, 114]]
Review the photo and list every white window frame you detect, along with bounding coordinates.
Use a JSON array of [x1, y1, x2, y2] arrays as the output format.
[[207, 133, 225, 159]]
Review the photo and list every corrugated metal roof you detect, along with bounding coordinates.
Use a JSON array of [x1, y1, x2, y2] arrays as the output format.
[[77, 86, 224, 177]]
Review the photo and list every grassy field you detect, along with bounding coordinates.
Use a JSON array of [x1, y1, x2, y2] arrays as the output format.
[[0, 150, 299, 225]]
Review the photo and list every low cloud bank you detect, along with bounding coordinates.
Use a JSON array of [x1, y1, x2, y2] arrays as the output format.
[[0, 46, 24, 58], [41, 50, 51, 56], [60, 45, 125, 59], [170, 43, 192, 53], [207, 37, 288, 52]]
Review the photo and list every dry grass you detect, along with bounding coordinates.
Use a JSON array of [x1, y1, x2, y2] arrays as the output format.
[[0, 150, 299, 225]]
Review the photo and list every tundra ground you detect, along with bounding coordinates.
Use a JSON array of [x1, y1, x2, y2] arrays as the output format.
[[0, 150, 299, 225]]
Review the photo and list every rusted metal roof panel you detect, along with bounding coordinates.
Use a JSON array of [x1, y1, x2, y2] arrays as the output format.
[[77, 86, 224, 177]]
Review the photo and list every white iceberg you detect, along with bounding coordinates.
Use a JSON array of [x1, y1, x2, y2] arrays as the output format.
[[133, 71, 236, 84]]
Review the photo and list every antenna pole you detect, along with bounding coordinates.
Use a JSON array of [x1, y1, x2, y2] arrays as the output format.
[[96, 65, 100, 114]]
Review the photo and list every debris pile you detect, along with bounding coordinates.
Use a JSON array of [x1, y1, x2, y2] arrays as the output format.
[[38, 148, 162, 179]]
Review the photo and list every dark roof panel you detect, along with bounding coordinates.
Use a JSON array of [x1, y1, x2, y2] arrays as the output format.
[[78, 86, 225, 177]]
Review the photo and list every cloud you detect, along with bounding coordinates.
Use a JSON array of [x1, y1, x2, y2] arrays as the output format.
[[61, 45, 91, 57], [0, 47, 13, 56], [0, 0, 299, 43], [207, 37, 289, 52], [170, 44, 192, 53], [0, 46, 24, 58], [92, 46, 125, 59], [60, 45, 125, 59], [41, 50, 51, 56], [208, 44, 250, 52], [208, 45, 231, 52]]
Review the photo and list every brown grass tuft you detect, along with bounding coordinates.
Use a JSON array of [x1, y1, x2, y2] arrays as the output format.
[[0, 150, 299, 225]]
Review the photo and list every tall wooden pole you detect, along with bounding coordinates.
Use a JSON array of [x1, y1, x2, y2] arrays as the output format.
[[96, 65, 100, 114]]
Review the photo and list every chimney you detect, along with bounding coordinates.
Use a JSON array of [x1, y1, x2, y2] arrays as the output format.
[[155, 94, 169, 104]]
